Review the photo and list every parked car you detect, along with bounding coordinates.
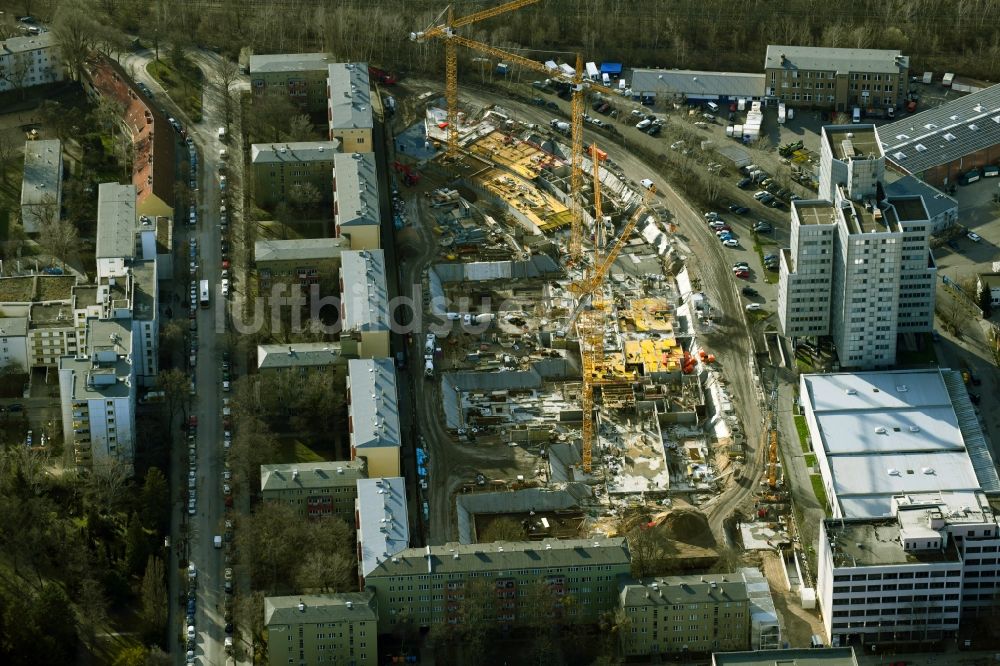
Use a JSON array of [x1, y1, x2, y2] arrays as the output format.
[[635, 119, 652, 129], [729, 204, 749, 215], [745, 303, 762, 311], [742, 287, 759, 297], [709, 220, 727, 229], [704, 211, 721, 220], [967, 231, 982, 242], [733, 261, 750, 270], [734, 269, 750, 279], [753, 221, 773, 233], [753, 190, 770, 200], [722, 238, 739, 247], [737, 177, 752, 189]]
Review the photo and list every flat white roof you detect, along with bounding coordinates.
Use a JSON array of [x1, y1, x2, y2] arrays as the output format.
[[801, 369, 1000, 518]]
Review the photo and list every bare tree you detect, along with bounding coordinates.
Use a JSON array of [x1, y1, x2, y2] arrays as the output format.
[[0, 130, 19, 185], [52, 0, 100, 81], [479, 517, 528, 542], [156, 367, 190, 433], [37, 216, 80, 269], [140, 555, 168, 635], [0, 49, 31, 99], [287, 182, 322, 211], [214, 57, 241, 128]]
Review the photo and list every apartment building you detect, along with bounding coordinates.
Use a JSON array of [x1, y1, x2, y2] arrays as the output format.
[[254, 237, 348, 293], [58, 317, 137, 472], [250, 53, 333, 113], [0, 317, 29, 372], [264, 591, 378, 666], [250, 141, 339, 207], [347, 358, 400, 478], [356, 477, 409, 581], [20, 139, 62, 234], [85, 56, 174, 218], [339, 250, 390, 359], [0, 32, 63, 93], [363, 538, 632, 631], [260, 460, 366, 520], [95, 183, 159, 386], [778, 126, 934, 368], [28, 302, 80, 365], [618, 574, 751, 657], [334, 152, 381, 250], [256, 342, 347, 375], [764, 45, 908, 112], [327, 62, 373, 152]]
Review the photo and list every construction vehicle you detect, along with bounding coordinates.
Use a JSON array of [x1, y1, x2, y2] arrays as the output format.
[[392, 161, 421, 186], [778, 140, 803, 157], [368, 65, 397, 85], [410, 0, 617, 264]]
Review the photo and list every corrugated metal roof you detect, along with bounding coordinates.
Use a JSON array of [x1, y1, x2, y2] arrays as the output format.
[[334, 152, 380, 227], [884, 175, 957, 220], [260, 460, 365, 492], [250, 52, 332, 74], [328, 62, 373, 131], [879, 83, 1000, 174], [340, 249, 389, 332], [264, 591, 376, 627], [631, 69, 765, 99], [95, 183, 137, 260]]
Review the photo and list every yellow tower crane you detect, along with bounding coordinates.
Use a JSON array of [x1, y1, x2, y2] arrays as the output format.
[[410, 2, 618, 264], [572, 189, 655, 472], [591, 144, 604, 249], [410, 0, 541, 159]]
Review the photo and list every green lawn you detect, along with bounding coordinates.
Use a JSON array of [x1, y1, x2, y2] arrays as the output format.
[[275, 435, 336, 463], [147, 58, 203, 122], [803, 453, 817, 468], [751, 233, 776, 283], [793, 414, 810, 452], [810, 474, 829, 513]]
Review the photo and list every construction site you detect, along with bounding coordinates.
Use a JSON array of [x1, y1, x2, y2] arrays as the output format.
[[394, 0, 806, 642]]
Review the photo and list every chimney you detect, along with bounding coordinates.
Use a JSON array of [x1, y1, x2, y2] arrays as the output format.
[[780, 53, 787, 65]]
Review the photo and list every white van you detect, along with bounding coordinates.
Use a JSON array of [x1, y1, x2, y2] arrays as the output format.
[[602, 73, 611, 86], [706, 101, 720, 113], [852, 107, 861, 123], [214, 535, 222, 549], [640, 178, 655, 190]]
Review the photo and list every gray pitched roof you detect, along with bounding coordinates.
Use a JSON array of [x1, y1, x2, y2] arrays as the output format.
[[260, 461, 365, 492], [250, 141, 339, 164], [347, 358, 400, 450], [254, 238, 347, 264], [257, 343, 345, 370], [356, 477, 409, 577], [1, 32, 57, 54], [249, 53, 332, 74], [365, 537, 631, 578], [327, 62, 373, 130], [631, 69, 765, 98], [619, 573, 749, 607], [765, 45, 908, 74], [879, 83, 1000, 174], [340, 250, 389, 332], [333, 152, 380, 227], [264, 590, 377, 626]]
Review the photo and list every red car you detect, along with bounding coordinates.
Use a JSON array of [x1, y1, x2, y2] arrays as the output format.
[[734, 270, 750, 279], [221, 259, 231, 270]]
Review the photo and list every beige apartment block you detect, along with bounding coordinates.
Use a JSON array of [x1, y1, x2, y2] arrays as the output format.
[[250, 141, 339, 208], [334, 152, 381, 250], [328, 62, 373, 152]]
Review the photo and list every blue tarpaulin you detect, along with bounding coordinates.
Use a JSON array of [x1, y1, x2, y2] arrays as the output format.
[[600, 62, 623, 75]]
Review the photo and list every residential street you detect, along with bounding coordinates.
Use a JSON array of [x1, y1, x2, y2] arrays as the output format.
[[120, 47, 242, 666]]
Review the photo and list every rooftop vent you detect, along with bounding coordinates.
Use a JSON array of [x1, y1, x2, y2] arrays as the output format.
[[846, 388, 858, 395], [896, 385, 909, 392], [909, 426, 921, 433], [888, 468, 901, 476], [298, 601, 306, 612], [346, 601, 353, 610], [915, 144, 927, 152], [922, 467, 935, 475], [968, 124, 978, 131], [943, 133, 956, 141], [875, 426, 887, 434]]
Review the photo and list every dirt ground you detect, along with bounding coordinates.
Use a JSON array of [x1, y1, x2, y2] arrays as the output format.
[[760, 550, 827, 646]]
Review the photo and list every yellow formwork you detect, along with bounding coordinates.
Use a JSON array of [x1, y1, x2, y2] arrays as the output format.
[[623, 338, 683, 374], [621, 298, 675, 333]]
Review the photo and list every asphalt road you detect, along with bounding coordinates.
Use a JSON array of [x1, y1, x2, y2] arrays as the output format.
[[120, 47, 238, 666]]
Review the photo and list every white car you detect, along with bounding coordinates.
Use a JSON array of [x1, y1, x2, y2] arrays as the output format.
[[753, 190, 770, 200], [635, 118, 652, 129], [745, 303, 762, 311], [188, 498, 196, 515], [221, 279, 230, 297], [704, 211, 720, 220], [188, 563, 197, 579], [225, 567, 233, 581], [222, 380, 231, 392], [187, 625, 195, 640], [722, 238, 740, 248], [967, 231, 982, 242]]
